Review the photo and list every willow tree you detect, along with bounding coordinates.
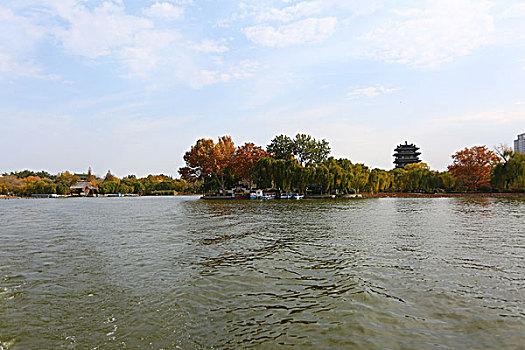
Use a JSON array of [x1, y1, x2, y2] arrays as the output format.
[[250, 157, 300, 191], [368, 169, 393, 194], [314, 165, 332, 194], [491, 153, 525, 191]]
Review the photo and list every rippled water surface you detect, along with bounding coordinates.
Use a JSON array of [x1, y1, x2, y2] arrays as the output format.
[[1, 196, 524, 349]]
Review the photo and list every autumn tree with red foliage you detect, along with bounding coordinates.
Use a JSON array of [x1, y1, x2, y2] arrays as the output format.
[[231, 142, 268, 187], [179, 136, 235, 194], [448, 146, 500, 191]]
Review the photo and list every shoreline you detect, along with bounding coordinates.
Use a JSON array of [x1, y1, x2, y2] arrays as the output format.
[[363, 192, 525, 198], [200, 192, 525, 200], [3, 193, 525, 200]]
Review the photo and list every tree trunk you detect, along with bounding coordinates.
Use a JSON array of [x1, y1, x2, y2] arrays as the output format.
[[217, 175, 226, 194]]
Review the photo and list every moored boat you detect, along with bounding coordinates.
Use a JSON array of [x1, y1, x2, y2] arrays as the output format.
[[250, 189, 276, 199], [250, 189, 263, 199], [107, 193, 123, 197]]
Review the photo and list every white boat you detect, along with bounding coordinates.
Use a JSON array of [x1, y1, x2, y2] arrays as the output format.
[[250, 189, 276, 199], [262, 193, 275, 199], [280, 193, 290, 199], [250, 189, 263, 199], [291, 193, 303, 200]]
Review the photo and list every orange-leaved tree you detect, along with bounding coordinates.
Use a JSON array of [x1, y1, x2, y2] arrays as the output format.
[[231, 142, 268, 188], [447, 146, 499, 191], [179, 136, 235, 194]]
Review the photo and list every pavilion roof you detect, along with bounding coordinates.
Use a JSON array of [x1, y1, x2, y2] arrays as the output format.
[[70, 181, 96, 189]]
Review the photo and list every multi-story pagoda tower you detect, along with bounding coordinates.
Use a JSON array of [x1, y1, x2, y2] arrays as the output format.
[[393, 141, 421, 169]]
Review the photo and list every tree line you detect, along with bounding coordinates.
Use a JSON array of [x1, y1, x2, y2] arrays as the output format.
[[0, 168, 195, 196], [179, 134, 525, 194], [2, 134, 524, 196]]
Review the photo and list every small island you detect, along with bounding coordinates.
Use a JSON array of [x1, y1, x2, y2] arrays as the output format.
[[2, 133, 524, 199]]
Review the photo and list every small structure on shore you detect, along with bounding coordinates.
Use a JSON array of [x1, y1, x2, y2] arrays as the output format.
[[70, 181, 98, 197], [393, 141, 421, 169]]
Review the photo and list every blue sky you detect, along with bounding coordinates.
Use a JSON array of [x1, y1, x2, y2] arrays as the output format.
[[1, 0, 524, 177]]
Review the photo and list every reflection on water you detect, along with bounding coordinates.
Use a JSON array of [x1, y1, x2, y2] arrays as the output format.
[[0, 196, 524, 349]]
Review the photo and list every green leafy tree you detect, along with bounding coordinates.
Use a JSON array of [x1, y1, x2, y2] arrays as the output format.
[[402, 163, 430, 191], [25, 180, 56, 194], [98, 181, 120, 195], [314, 165, 332, 194], [293, 166, 315, 193], [56, 171, 80, 186], [266, 135, 296, 160], [267, 133, 331, 166], [172, 179, 191, 193], [390, 168, 407, 192], [56, 183, 70, 195], [491, 153, 525, 191], [293, 133, 331, 166], [104, 170, 120, 183], [438, 171, 456, 192], [368, 169, 393, 194], [122, 175, 145, 194], [118, 183, 133, 194]]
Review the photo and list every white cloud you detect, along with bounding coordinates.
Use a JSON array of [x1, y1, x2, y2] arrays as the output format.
[[245, 17, 337, 47], [347, 86, 397, 99], [499, 3, 525, 19], [193, 60, 264, 87], [256, 2, 324, 22], [0, 7, 44, 50], [143, 2, 184, 20], [362, 0, 495, 67], [191, 39, 229, 54], [0, 53, 58, 79], [0, 1, 256, 86], [0, 6, 53, 78], [431, 110, 525, 127], [118, 29, 181, 78], [238, 0, 381, 23], [52, 1, 153, 59]]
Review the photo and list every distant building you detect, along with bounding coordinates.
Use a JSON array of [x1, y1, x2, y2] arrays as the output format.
[[514, 133, 525, 154], [393, 141, 421, 169], [74, 173, 88, 181], [70, 181, 98, 197]]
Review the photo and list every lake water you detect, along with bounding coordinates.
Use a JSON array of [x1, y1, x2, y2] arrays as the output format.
[[0, 196, 524, 349]]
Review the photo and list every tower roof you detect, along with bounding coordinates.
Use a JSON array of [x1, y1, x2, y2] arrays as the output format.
[[393, 141, 421, 168]]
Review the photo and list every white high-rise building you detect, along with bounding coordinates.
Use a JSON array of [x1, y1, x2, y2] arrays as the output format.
[[514, 133, 525, 154]]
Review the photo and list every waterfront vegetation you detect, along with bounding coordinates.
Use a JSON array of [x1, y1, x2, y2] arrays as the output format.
[[1, 134, 524, 196], [0, 169, 195, 196], [179, 135, 525, 195]]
